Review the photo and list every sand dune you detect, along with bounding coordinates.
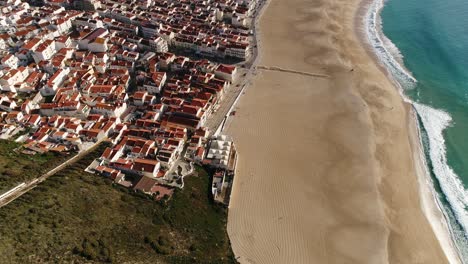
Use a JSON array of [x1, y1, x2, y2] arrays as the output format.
[[226, 0, 450, 263]]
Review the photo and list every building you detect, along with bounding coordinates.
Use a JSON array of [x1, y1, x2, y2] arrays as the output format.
[[1, 54, 19, 69], [32, 39, 56, 63], [141, 71, 166, 94], [150, 37, 168, 53], [78, 28, 108, 50], [42, 68, 70, 95], [204, 134, 237, 171], [0, 66, 29, 92], [88, 37, 108, 53], [215, 64, 237, 82]]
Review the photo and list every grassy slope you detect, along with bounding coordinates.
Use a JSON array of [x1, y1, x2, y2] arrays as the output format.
[[0, 144, 236, 263], [0, 139, 69, 193]]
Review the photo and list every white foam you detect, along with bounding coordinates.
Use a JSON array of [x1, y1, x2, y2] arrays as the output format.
[[363, 0, 468, 260], [364, 0, 417, 87], [365, 0, 468, 234], [414, 103, 468, 238]]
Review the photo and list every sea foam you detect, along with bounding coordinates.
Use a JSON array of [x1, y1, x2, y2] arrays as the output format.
[[364, 0, 417, 88], [364, 0, 468, 258], [414, 103, 468, 235]]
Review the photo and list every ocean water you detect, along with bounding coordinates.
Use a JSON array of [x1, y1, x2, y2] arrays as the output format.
[[367, 0, 468, 261]]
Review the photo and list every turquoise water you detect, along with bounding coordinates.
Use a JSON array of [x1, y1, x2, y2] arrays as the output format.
[[380, 0, 468, 261]]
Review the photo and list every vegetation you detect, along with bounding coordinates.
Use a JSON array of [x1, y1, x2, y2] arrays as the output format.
[[0, 143, 236, 263], [0, 139, 69, 193]]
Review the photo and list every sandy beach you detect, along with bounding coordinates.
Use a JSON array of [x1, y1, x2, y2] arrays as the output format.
[[225, 0, 453, 263]]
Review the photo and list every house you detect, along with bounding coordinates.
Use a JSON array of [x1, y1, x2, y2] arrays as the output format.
[[91, 102, 127, 119], [232, 13, 247, 27], [133, 176, 157, 194], [79, 128, 105, 142], [214, 64, 237, 82], [78, 28, 108, 50], [132, 158, 161, 178], [55, 17, 72, 34], [43, 68, 70, 95], [0, 96, 18, 112], [141, 72, 166, 94], [88, 37, 108, 53], [95, 165, 123, 179], [83, 84, 116, 98], [26, 114, 42, 127], [21, 38, 42, 52], [150, 37, 168, 53], [0, 35, 8, 50], [55, 35, 73, 50], [141, 23, 160, 38], [158, 52, 176, 70], [1, 54, 19, 69], [4, 111, 24, 124], [156, 144, 180, 169], [20, 71, 45, 93], [21, 100, 35, 115], [133, 91, 150, 106], [0, 66, 29, 92], [222, 41, 250, 59], [32, 39, 56, 63]]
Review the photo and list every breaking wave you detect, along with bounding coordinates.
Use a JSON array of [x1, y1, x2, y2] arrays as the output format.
[[364, 0, 417, 88], [414, 103, 468, 238], [364, 0, 468, 261]]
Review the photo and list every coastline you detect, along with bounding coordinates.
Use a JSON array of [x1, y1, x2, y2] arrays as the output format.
[[409, 107, 463, 264], [356, 0, 463, 262], [226, 0, 451, 262]]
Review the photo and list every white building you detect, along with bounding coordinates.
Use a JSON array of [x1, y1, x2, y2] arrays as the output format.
[[224, 43, 249, 59], [206, 135, 234, 169], [91, 102, 128, 119], [32, 39, 56, 63], [42, 68, 70, 95], [150, 37, 168, 53], [1, 54, 19, 69], [0, 66, 28, 92], [78, 28, 108, 50], [55, 17, 72, 34], [88, 37, 108, 53], [55, 35, 73, 50]]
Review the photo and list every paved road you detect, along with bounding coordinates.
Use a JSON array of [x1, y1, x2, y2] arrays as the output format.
[[0, 139, 106, 208], [205, 0, 267, 135], [204, 69, 250, 133]]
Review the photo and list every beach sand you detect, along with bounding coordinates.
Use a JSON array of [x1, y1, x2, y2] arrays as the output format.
[[225, 0, 451, 263]]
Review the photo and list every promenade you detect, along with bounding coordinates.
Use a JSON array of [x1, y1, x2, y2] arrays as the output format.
[[205, 0, 266, 135]]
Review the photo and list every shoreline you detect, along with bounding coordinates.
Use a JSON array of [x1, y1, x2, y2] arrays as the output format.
[[355, 0, 463, 262], [409, 107, 463, 264], [226, 0, 452, 261]]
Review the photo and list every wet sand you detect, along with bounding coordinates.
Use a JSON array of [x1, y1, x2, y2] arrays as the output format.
[[225, 0, 450, 263]]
